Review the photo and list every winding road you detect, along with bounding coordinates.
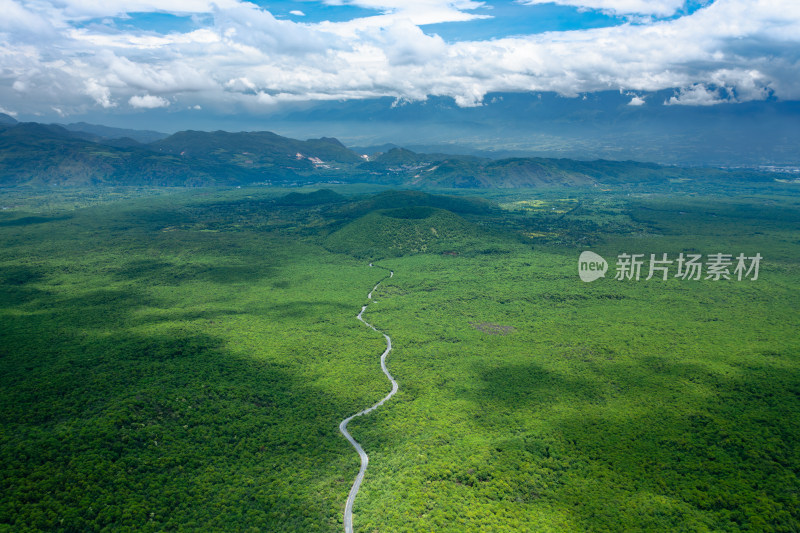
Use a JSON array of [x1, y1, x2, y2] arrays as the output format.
[[339, 265, 398, 533]]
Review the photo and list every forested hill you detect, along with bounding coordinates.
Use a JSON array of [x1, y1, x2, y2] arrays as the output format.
[[0, 116, 780, 188]]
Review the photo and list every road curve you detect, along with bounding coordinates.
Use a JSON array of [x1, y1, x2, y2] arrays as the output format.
[[339, 266, 398, 533]]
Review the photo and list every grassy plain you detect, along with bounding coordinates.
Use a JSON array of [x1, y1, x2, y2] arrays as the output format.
[[1, 183, 799, 531]]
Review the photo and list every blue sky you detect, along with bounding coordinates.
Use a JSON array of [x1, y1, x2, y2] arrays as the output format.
[[73, 1, 711, 42], [422, 3, 624, 41], [1, 0, 799, 126], [102, 2, 628, 40]]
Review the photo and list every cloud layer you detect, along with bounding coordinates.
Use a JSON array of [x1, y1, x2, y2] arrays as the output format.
[[518, 0, 689, 17], [1, 0, 799, 117]]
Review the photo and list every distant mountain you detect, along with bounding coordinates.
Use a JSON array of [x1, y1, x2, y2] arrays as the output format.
[[353, 148, 767, 188], [417, 157, 594, 188], [0, 118, 781, 188], [146, 130, 363, 174], [62, 122, 168, 144], [352, 143, 535, 160], [0, 113, 17, 127], [255, 91, 800, 166], [350, 143, 401, 157], [15, 90, 799, 166], [0, 123, 368, 187], [359, 147, 437, 170], [0, 122, 224, 186], [100, 137, 144, 149]]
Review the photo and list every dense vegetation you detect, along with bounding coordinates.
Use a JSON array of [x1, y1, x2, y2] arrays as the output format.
[[1, 182, 798, 531], [353, 205, 800, 531]]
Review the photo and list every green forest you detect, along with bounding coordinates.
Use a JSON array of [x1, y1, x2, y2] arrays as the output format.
[[1, 182, 799, 531]]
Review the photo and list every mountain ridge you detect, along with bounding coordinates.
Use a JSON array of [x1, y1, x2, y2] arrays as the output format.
[[0, 118, 784, 188]]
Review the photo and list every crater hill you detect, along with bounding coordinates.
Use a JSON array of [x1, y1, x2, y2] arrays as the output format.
[[319, 190, 507, 259]]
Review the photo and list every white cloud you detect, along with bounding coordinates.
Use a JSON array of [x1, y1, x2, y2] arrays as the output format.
[[664, 84, 732, 105], [317, 0, 490, 35], [129, 94, 170, 108], [53, 0, 240, 20], [323, 0, 487, 21], [85, 78, 116, 108], [517, 0, 688, 17], [289, 10, 305, 16], [0, 106, 18, 117], [628, 94, 645, 105], [0, 0, 799, 117], [367, 20, 448, 66], [0, 0, 58, 38]]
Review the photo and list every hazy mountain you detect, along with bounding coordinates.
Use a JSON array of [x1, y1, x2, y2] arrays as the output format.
[[350, 143, 402, 156], [418, 158, 595, 188], [0, 113, 17, 127], [147, 130, 363, 174], [100, 137, 144, 149], [14, 90, 799, 167], [0, 119, 783, 188], [351, 143, 538, 160], [0, 124, 359, 187], [62, 122, 168, 144], [0, 122, 224, 186], [252, 91, 800, 166]]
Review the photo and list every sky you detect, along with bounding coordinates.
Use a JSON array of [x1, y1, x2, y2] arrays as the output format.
[[1, 0, 800, 128]]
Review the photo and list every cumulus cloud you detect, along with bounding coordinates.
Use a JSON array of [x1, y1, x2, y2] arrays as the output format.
[[665, 84, 726, 105], [129, 94, 170, 108], [323, 0, 488, 24], [289, 10, 305, 16], [85, 78, 116, 108], [313, 0, 490, 38], [0, 0, 58, 38], [0, 0, 799, 117]]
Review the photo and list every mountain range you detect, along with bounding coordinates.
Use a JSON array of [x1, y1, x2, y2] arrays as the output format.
[[0, 113, 787, 189], [60, 91, 799, 167]]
